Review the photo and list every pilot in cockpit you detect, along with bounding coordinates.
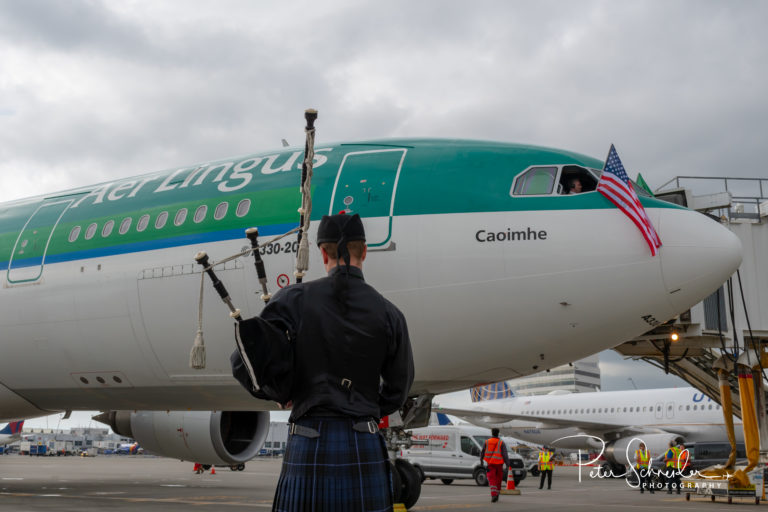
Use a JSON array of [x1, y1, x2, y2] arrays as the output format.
[[565, 177, 583, 194]]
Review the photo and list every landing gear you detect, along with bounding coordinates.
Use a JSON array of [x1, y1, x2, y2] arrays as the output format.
[[392, 459, 421, 509], [229, 463, 245, 471], [383, 394, 433, 509]]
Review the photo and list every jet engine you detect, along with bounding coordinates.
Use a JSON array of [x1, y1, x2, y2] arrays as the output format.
[[96, 410, 269, 465], [605, 433, 683, 467]]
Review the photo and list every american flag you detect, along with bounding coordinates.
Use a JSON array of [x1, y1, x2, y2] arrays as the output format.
[[597, 145, 662, 256]]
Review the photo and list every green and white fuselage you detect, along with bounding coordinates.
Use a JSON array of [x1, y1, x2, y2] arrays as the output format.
[[0, 139, 741, 421]]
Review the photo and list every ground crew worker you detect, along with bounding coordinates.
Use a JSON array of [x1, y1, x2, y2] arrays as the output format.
[[479, 427, 510, 503], [634, 442, 654, 494], [257, 213, 415, 511], [664, 440, 681, 494], [538, 445, 554, 489], [678, 442, 691, 477]]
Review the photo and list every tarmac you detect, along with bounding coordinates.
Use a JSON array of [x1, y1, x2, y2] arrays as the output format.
[[0, 456, 759, 511]]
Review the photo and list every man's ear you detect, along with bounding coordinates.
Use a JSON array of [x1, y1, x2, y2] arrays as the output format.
[[320, 246, 330, 265], [361, 244, 368, 262]]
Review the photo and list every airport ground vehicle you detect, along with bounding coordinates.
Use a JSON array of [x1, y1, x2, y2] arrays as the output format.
[[401, 425, 526, 486]]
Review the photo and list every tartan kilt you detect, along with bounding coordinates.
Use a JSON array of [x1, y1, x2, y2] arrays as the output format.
[[272, 417, 393, 512]]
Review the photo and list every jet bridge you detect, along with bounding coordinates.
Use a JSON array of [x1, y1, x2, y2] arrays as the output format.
[[614, 176, 768, 417], [614, 176, 768, 481]]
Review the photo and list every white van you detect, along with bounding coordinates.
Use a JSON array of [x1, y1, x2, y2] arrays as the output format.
[[401, 425, 526, 486]]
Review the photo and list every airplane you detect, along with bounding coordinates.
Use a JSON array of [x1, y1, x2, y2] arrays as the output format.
[[436, 383, 744, 470], [115, 441, 142, 455], [0, 421, 24, 445], [0, 137, 741, 505]]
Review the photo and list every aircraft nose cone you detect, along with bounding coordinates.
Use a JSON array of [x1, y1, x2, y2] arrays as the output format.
[[658, 208, 742, 311]]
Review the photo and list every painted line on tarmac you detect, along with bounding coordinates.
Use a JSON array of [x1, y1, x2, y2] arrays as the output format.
[[0, 491, 274, 507]]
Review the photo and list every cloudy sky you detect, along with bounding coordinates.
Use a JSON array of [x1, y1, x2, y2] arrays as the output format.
[[5, 0, 760, 427]]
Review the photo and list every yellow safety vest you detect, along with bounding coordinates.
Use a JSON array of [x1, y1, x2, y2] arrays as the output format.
[[483, 438, 504, 465], [665, 446, 680, 468], [635, 449, 649, 469], [538, 450, 553, 471]]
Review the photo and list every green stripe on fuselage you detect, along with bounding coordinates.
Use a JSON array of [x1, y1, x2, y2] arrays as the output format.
[[0, 139, 682, 266]]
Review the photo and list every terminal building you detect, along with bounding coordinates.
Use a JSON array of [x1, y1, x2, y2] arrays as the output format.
[[507, 354, 601, 396]]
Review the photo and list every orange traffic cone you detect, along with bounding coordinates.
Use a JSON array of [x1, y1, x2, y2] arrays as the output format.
[[210, 467, 216, 475], [501, 474, 520, 494]]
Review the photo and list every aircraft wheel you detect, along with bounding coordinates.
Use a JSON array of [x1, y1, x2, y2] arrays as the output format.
[[413, 465, 426, 483], [237, 463, 245, 471], [202, 464, 211, 471], [395, 459, 422, 509], [390, 462, 403, 503]]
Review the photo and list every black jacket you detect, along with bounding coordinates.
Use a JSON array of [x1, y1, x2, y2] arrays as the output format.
[[234, 265, 414, 422]]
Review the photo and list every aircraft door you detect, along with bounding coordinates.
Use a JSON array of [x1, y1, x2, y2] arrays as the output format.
[[329, 148, 407, 248], [7, 199, 73, 284]]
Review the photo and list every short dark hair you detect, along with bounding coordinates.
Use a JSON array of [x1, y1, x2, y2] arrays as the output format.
[[491, 427, 500, 437], [320, 240, 366, 260]]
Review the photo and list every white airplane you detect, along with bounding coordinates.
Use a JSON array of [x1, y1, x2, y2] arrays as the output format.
[[0, 421, 24, 445], [0, 137, 741, 504], [436, 384, 743, 468]]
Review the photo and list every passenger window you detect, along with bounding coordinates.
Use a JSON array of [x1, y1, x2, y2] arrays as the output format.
[[69, 226, 81, 242], [155, 211, 169, 229], [214, 202, 228, 220], [137, 214, 150, 232], [174, 208, 188, 226], [85, 223, 97, 240], [236, 199, 251, 217], [102, 220, 114, 237], [119, 218, 132, 235], [194, 205, 207, 223], [511, 167, 557, 196]]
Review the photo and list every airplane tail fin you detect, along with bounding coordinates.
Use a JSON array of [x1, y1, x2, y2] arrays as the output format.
[[0, 420, 24, 435], [470, 382, 514, 402], [428, 412, 453, 425]]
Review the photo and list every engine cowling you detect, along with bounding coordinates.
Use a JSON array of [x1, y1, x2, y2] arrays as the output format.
[[605, 433, 683, 467], [98, 410, 270, 465]]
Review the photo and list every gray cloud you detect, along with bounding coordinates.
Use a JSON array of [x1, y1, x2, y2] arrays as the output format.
[[0, 0, 766, 201]]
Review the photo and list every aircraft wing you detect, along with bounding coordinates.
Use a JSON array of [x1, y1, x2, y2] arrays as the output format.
[[433, 404, 637, 433]]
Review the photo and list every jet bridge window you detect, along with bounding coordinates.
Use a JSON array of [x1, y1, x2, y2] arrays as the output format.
[[511, 167, 557, 196]]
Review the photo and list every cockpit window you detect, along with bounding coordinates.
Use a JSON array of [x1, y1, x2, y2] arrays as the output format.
[[511, 167, 557, 196], [559, 166, 598, 195]]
